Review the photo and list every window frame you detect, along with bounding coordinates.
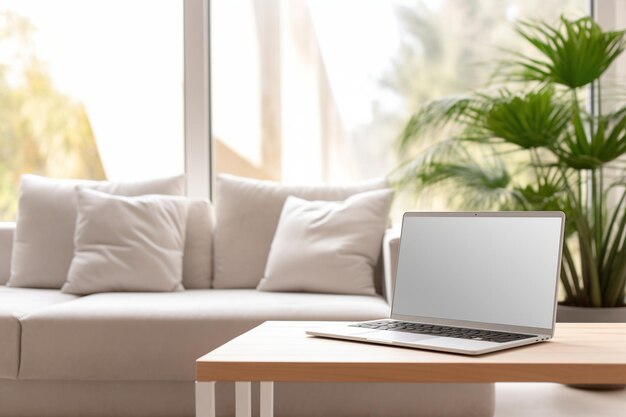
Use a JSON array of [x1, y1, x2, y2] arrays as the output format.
[[184, 0, 211, 199], [195, 0, 620, 197]]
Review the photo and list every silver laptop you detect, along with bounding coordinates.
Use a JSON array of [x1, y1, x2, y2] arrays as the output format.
[[307, 211, 565, 355]]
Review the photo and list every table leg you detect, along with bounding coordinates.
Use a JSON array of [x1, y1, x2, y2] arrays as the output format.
[[236, 381, 252, 417], [195, 381, 216, 417], [260, 381, 274, 417]]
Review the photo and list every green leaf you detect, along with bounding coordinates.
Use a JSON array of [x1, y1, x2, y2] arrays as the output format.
[[556, 103, 626, 169], [398, 95, 473, 151], [512, 17, 626, 88], [481, 87, 569, 150]]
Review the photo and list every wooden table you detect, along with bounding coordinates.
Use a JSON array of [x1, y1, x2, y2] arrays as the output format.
[[195, 321, 626, 417]]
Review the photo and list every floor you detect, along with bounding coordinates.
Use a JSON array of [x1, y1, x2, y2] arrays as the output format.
[[494, 383, 626, 417]]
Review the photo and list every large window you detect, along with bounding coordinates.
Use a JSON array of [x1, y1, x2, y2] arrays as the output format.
[[210, 0, 586, 217], [0, 0, 184, 220], [3, 0, 621, 222]]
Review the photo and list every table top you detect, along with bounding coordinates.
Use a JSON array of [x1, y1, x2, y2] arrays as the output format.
[[196, 321, 626, 384]]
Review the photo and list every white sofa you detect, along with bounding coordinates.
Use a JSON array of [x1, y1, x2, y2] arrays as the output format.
[[0, 220, 494, 417]]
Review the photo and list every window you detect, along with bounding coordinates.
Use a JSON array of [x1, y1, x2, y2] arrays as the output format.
[[2, 0, 618, 222], [0, 0, 184, 220], [210, 0, 587, 218]]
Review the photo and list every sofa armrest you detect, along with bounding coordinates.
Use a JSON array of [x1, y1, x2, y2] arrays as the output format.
[[0, 222, 15, 285], [382, 227, 401, 304]]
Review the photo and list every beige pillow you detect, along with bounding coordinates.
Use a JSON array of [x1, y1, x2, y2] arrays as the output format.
[[62, 188, 188, 295], [8, 174, 185, 289], [213, 174, 389, 289], [257, 189, 394, 295]]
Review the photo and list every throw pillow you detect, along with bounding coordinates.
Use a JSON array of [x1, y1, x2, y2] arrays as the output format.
[[213, 174, 388, 289], [7, 174, 185, 289], [257, 188, 394, 295], [61, 188, 188, 295]]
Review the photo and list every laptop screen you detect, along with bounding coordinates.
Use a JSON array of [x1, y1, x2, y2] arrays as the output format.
[[392, 213, 564, 330]]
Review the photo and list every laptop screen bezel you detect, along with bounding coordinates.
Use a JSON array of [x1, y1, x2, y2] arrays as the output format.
[[389, 211, 565, 337]]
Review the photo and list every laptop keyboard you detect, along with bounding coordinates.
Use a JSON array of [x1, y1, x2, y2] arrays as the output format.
[[350, 320, 536, 343]]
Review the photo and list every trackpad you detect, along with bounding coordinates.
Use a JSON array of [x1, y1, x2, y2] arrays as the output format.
[[421, 337, 500, 350], [367, 331, 436, 343]]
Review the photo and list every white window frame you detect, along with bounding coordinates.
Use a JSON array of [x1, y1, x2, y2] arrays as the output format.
[[596, 0, 626, 37], [184, 0, 211, 199], [190, 0, 620, 198]]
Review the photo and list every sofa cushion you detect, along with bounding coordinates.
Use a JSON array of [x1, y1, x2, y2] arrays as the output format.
[[8, 174, 185, 289], [62, 189, 189, 295], [213, 174, 388, 289], [182, 199, 214, 289], [0, 223, 14, 286], [1, 198, 213, 290], [0, 286, 78, 379], [258, 190, 393, 295], [19, 289, 389, 381]]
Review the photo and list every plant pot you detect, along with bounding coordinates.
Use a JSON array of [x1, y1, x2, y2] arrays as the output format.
[[556, 304, 626, 391]]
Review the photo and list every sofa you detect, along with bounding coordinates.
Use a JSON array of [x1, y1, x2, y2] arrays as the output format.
[[0, 175, 495, 417]]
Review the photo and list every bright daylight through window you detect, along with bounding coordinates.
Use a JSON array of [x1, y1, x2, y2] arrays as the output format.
[[0, 0, 184, 221], [211, 0, 586, 219], [0, 0, 596, 222]]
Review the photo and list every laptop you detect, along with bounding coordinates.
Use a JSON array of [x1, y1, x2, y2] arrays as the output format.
[[307, 211, 565, 355]]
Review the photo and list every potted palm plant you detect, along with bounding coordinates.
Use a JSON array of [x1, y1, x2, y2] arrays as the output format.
[[394, 16, 626, 320]]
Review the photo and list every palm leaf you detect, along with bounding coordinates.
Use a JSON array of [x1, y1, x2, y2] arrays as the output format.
[[509, 169, 566, 212], [512, 17, 626, 88], [424, 159, 514, 210], [394, 138, 515, 210], [480, 87, 570, 150], [555, 103, 626, 169], [398, 95, 474, 151]]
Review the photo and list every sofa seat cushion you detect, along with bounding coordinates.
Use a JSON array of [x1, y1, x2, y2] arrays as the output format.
[[0, 287, 78, 379], [19, 289, 390, 381]]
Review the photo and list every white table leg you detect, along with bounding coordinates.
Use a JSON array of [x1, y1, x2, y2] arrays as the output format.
[[260, 381, 274, 417], [195, 381, 216, 417], [235, 381, 252, 417]]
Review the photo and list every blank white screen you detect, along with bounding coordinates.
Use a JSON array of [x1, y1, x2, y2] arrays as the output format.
[[392, 216, 562, 329]]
